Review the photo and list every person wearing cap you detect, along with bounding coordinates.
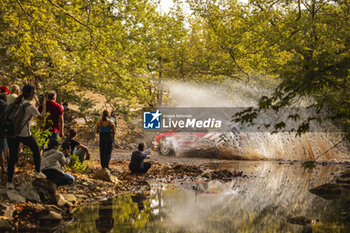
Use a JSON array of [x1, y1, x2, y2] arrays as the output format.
[[41, 138, 74, 186], [0, 85, 11, 95], [7, 84, 20, 105], [6, 84, 47, 189], [0, 86, 10, 174]]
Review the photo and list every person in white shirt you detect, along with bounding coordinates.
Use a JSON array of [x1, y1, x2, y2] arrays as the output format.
[[6, 85, 47, 189], [41, 138, 74, 186]]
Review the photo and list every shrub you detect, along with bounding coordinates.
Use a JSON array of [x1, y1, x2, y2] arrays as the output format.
[[19, 113, 52, 166], [31, 112, 52, 149], [65, 153, 87, 173]]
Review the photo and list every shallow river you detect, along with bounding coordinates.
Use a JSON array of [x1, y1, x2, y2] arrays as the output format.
[[59, 161, 350, 233]]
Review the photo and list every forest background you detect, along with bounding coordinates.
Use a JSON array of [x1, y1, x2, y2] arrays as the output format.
[[0, 0, 349, 138]]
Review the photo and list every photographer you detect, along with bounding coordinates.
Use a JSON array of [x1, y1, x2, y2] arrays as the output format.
[[41, 138, 74, 186], [62, 129, 90, 163], [129, 143, 151, 174]]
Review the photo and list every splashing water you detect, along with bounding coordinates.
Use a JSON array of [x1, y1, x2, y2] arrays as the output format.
[[162, 80, 349, 162]]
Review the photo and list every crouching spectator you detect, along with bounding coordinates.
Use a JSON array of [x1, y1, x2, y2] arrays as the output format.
[[62, 129, 90, 163], [41, 138, 74, 186], [129, 143, 151, 174]]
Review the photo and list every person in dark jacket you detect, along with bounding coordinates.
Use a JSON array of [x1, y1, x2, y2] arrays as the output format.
[[129, 143, 151, 174], [0, 86, 10, 174], [62, 129, 90, 163]]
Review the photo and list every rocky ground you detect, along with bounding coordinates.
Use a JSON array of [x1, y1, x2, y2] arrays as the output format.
[[0, 148, 245, 232], [1, 146, 349, 232]]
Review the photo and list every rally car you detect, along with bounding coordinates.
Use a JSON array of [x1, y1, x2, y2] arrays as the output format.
[[152, 123, 246, 155]]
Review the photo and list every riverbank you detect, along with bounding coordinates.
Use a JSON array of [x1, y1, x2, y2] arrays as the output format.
[[0, 157, 244, 232]]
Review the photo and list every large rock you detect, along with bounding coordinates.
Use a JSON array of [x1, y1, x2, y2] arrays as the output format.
[[19, 183, 41, 203], [309, 183, 342, 200], [39, 210, 62, 226], [287, 216, 319, 225], [63, 194, 76, 204], [57, 195, 72, 208], [6, 190, 25, 203], [0, 203, 15, 219], [32, 179, 58, 204], [94, 169, 120, 184]]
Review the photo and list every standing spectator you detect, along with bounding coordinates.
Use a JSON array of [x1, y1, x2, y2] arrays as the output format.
[[6, 85, 47, 189], [95, 110, 115, 170], [38, 90, 64, 140], [129, 143, 151, 174], [41, 138, 74, 186], [110, 111, 119, 148], [7, 84, 20, 104], [0, 86, 10, 174], [110, 111, 118, 128], [62, 129, 90, 163]]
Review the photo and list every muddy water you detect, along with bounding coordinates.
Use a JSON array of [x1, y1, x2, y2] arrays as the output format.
[[60, 161, 350, 233]]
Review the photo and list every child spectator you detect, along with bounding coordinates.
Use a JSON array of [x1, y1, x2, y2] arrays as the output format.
[[129, 143, 151, 174], [62, 129, 90, 163], [41, 138, 74, 186]]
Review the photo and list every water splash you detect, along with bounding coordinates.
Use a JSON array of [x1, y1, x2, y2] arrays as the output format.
[[162, 80, 349, 162]]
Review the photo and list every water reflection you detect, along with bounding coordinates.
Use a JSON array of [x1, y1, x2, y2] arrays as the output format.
[[60, 161, 350, 233], [131, 193, 147, 212], [95, 200, 114, 233]]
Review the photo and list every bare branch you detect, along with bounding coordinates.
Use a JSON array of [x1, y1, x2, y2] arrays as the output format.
[[315, 137, 345, 160]]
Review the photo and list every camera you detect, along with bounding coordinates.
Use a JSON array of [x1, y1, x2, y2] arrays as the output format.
[[39, 94, 44, 105]]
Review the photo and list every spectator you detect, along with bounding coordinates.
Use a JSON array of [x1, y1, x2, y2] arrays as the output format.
[[129, 143, 151, 174], [62, 129, 90, 163], [110, 111, 118, 128], [7, 84, 20, 104], [110, 111, 119, 148], [41, 138, 74, 186], [95, 110, 115, 170], [38, 90, 64, 140], [0, 86, 10, 174], [6, 85, 47, 189]]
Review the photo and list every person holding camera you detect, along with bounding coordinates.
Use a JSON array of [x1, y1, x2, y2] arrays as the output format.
[[62, 129, 90, 163], [129, 143, 151, 174], [41, 138, 74, 186]]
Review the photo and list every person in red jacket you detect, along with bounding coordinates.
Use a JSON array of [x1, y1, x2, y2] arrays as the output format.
[[38, 90, 64, 140]]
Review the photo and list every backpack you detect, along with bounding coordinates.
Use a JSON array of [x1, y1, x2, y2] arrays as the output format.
[[0, 101, 31, 138], [0, 98, 7, 117], [0, 99, 8, 138]]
